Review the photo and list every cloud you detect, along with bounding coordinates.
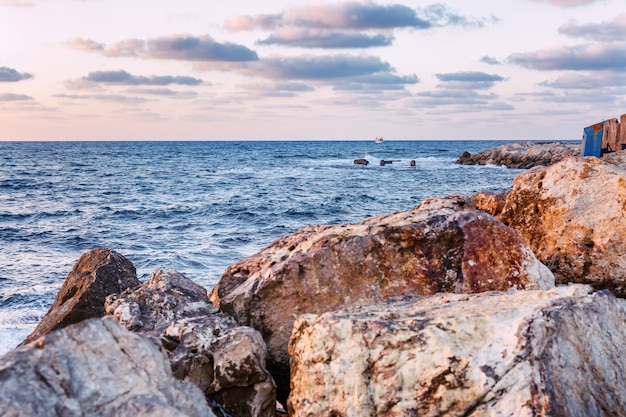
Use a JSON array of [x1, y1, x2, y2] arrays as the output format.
[[83, 70, 202, 86], [68, 34, 258, 62], [244, 54, 392, 80], [123, 88, 199, 98], [540, 72, 626, 89], [480, 56, 501, 65], [333, 73, 419, 91], [0, 93, 33, 101], [559, 13, 626, 42], [0, 0, 34, 6], [0, 66, 33, 82], [435, 71, 505, 89], [258, 29, 394, 48], [54, 93, 150, 104], [527, 0, 601, 7], [412, 89, 502, 106], [229, 2, 498, 30], [240, 82, 316, 98], [411, 69, 507, 109], [508, 43, 626, 71]]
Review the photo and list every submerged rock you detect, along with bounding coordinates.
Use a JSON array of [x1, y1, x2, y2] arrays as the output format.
[[288, 285, 626, 417], [0, 317, 216, 417], [211, 195, 553, 403], [500, 155, 626, 296], [21, 248, 139, 346], [457, 141, 579, 169], [106, 269, 276, 417]]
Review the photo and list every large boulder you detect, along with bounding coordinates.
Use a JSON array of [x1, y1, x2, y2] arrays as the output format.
[[499, 155, 626, 296], [456, 141, 579, 169], [21, 248, 139, 346], [211, 195, 554, 403], [0, 317, 216, 417], [105, 269, 276, 417], [288, 285, 626, 416]]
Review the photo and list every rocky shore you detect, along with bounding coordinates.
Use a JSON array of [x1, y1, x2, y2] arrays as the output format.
[[456, 141, 580, 168], [4, 142, 626, 416]]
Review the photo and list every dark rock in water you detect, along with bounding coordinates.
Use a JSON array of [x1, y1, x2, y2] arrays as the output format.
[[353, 158, 369, 165], [20, 248, 139, 346], [106, 269, 276, 417], [456, 141, 579, 169], [0, 317, 216, 417], [210, 194, 553, 405]]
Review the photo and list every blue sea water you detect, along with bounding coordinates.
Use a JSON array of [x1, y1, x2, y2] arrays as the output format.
[[0, 140, 523, 354]]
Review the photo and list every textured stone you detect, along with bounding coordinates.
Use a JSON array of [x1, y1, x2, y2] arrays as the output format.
[[21, 248, 139, 346], [472, 190, 508, 217], [211, 195, 553, 403], [288, 285, 626, 417], [457, 141, 579, 169], [106, 269, 276, 417], [0, 317, 216, 417], [499, 155, 626, 296]]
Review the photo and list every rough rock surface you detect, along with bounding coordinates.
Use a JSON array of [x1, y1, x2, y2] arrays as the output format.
[[457, 141, 580, 169], [288, 285, 626, 417], [0, 317, 216, 417], [21, 248, 139, 346], [106, 269, 276, 417], [471, 190, 508, 217], [499, 155, 626, 296], [211, 195, 554, 403]]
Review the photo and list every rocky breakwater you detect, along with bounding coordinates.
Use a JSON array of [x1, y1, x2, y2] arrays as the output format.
[[288, 285, 626, 416], [499, 153, 626, 296], [457, 141, 580, 169], [3, 249, 276, 417], [211, 194, 554, 404]]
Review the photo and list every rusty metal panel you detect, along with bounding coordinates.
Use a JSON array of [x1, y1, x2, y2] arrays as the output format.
[[582, 122, 604, 157], [603, 118, 619, 152], [619, 114, 626, 150]]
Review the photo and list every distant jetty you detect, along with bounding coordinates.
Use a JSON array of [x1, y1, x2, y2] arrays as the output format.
[[456, 141, 580, 169]]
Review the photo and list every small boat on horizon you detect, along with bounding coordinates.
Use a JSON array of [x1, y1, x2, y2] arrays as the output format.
[[375, 136, 383, 143]]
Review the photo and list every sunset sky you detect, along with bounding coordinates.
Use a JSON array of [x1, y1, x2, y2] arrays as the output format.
[[1, 0, 624, 140]]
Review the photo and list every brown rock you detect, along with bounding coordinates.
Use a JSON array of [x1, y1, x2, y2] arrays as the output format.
[[21, 248, 139, 346], [106, 269, 276, 417], [211, 195, 553, 403], [472, 190, 508, 217], [499, 155, 626, 296], [288, 285, 626, 417], [0, 317, 216, 417]]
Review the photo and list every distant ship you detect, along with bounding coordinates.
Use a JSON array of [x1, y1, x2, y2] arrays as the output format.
[[375, 136, 383, 143]]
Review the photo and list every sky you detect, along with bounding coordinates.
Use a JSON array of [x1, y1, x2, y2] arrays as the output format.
[[0, 0, 625, 141]]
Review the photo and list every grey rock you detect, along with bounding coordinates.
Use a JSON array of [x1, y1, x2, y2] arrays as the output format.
[[457, 141, 579, 169], [106, 269, 276, 417], [0, 317, 216, 417]]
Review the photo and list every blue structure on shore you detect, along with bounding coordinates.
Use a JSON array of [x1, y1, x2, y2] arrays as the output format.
[[582, 121, 604, 157]]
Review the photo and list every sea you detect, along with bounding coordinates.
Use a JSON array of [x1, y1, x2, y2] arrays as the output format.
[[0, 140, 527, 354]]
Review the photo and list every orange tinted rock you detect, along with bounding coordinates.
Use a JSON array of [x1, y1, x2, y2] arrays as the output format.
[[500, 154, 626, 296], [211, 195, 553, 403], [472, 190, 508, 217]]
